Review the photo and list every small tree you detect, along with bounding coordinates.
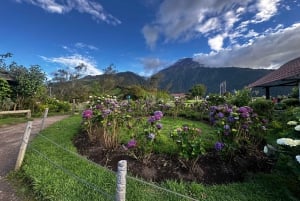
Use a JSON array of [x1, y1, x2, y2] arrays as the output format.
[[0, 78, 12, 110], [189, 84, 207, 98], [0, 78, 11, 99], [9, 63, 46, 109]]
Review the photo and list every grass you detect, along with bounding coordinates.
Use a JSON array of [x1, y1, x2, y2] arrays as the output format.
[[12, 115, 299, 201], [0, 116, 33, 127]]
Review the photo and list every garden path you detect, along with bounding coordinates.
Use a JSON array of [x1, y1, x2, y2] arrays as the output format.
[[0, 115, 69, 201]]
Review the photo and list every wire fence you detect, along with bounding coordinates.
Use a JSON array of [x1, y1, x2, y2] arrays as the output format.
[[20, 118, 200, 201]]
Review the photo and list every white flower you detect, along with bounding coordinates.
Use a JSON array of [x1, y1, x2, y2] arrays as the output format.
[[287, 121, 298, 126], [277, 138, 299, 147], [294, 140, 300, 146], [295, 125, 300, 131], [296, 155, 300, 164], [263, 146, 268, 154]]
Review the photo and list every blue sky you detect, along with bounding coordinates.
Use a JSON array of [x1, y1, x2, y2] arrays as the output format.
[[1, 0, 300, 78]]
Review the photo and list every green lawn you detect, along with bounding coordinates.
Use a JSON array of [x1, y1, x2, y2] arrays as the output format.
[[0, 116, 32, 127], [13, 115, 299, 201]]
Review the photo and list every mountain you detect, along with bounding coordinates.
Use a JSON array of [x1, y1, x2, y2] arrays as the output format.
[[78, 58, 289, 96], [83, 71, 147, 86], [155, 58, 273, 94]]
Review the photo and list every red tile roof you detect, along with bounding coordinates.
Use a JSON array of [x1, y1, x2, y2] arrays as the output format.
[[248, 57, 300, 88]]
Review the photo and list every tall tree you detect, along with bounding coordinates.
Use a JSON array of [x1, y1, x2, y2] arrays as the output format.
[[98, 64, 118, 94], [50, 63, 89, 101]]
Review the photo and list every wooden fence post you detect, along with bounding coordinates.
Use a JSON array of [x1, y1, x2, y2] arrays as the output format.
[[15, 121, 32, 170], [40, 108, 49, 131], [115, 160, 127, 201], [26, 110, 31, 118]]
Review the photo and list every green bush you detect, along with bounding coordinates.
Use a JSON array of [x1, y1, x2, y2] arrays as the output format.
[[228, 88, 252, 107], [274, 102, 287, 110], [281, 98, 299, 107], [206, 94, 226, 106], [37, 98, 71, 113], [249, 98, 274, 119]]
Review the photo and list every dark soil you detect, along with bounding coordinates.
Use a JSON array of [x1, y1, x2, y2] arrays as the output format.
[[74, 132, 275, 185]]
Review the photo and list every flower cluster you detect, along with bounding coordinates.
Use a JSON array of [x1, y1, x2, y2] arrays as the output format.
[[82, 109, 93, 119], [215, 142, 224, 151], [274, 119, 300, 165], [277, 138, 300, 147], [209, 104, 268, 154]]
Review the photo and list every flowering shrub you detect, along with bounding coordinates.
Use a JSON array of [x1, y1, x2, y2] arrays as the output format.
[[274, 120, 300, 164], [123, 110, 164, 163], [170, 125, 205, 159], [209, 104, 268, 156], [81, 95, 130, 149], [265, 119, 300, 186]]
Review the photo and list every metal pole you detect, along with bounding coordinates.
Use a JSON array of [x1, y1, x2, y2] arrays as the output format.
[[115, 160, 127, 201]]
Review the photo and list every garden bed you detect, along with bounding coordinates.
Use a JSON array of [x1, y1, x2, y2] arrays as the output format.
[[74, 131, 275, 185]]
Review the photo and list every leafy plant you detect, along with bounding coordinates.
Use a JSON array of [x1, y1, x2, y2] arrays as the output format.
[[170, 125, 205, 159], [125, 111, 164, 163]]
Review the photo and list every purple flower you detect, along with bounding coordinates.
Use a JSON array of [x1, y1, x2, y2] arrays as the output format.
[[156, 123, 163, 130], [147, 133, 155, 140], [126, 139, 137, 149], [215, 142, 224, 151], [240, 112, 249, 118], [210, 106, 218, 112], [148, 116, 156, 123], [224, 124, 230, 130], [217, 112, 224, 118], [239, 106, 253, 113], [96, 104, 103, 110], [154, 111, 163, 120], [238, 107, 248, 113], [82, 109, 93, 119], [101, 109, 112, 118], [226, 108, 233, 113], [227, 116, 235, 123]]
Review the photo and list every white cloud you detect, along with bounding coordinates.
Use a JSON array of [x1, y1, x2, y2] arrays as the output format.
[[15, 0, 121, 25], [208, 35, 225, 51], [140, 57, 167, 75], [142, 0, 253, 48], [254, 0, 281, 23], [41, 54, 102, 76], [75, 42, 98, 50], [194, 23, 300, 69], [196, 17, 220, 34], [142, 0, 282, 50], [142, 25, 159, 49]]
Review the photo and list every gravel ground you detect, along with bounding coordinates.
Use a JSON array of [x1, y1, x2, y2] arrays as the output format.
[[0, 115, 69, 201]]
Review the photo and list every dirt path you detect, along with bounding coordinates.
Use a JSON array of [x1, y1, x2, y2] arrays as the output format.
[[0, 115, 69, 201]]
